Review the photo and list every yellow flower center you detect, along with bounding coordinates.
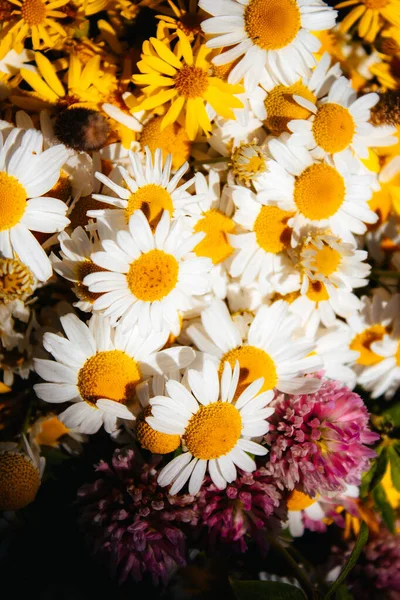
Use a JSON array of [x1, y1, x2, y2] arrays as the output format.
[[139, 116, 191, 171], [265, 82, 316, 136], [220, 345, 278, 396], [396, 342, 400, 367], [363, 0, 389, 8], [35, 416, 70, 447], [127, 249, 179, 301], [312, 103, 355, 154], [193, 209, 235, 264], [75, 260, 106, 304], [0, 258, 34, 302], [0, 172, 27, 231], [184, 402, 242, 460], [0, 452, 40, 511], [136, 406, 181, 454], [126, 184, 174, 230], [350, 325, 387, 366], [174, 64, 209, 98], [21, 0, 47, 25], [254, 205, 293, 254], [77, 350, 141, 405], [306, 280, 330, 302], [231, 142, 268, 183], [244, 0, 301, 50], [294, 164, 346, 221], [307, 244, 342, 277], [287, 489, 317, 511]]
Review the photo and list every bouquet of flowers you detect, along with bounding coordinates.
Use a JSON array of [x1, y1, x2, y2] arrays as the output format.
[[0, 0, 399, 597]]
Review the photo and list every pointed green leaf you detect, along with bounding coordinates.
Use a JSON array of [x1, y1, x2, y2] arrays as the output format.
[[324, 522, 369, 599], [230, 579, 306, 600]]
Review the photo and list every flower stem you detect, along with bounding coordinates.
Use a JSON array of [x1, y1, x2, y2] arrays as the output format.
[[192, 157, 229, 167]]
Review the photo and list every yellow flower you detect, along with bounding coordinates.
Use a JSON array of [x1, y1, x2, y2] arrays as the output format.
[[155, 0, 203, 41], [336, 0, 400, 43], [15, 51, 117, 110], [0, 0, 69, 60], [132, 30, 243, 140]]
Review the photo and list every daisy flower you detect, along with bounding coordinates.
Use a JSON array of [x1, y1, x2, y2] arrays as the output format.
[[187, 298, 322, 395], [288, 76, 379, 159], [295, 231, 371, 294], [346, 289, 399, 374], [286, 485, 359, 537], [34, 313, 196, 434], [131, 30, 244, 140], [257, 135, 377, 244], [336, 0, 400, 43], [88, 147, 199, 231], [51, 226, 106, 313], [84, 210, 212, 336], [0, 0, 69, 59], [0, 126, 69, 281], [188, 170, 235, 299], [228, 185, 300, 296], [199, 0, 337, 92], [352, 293, 400, 399], [250, 52, 341, 136], [147, 360, 274, 494]]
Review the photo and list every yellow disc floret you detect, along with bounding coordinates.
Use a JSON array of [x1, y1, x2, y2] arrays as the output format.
[[137, 406, 181, 454], [35, 416, 70, 447], [174, 64, 209, 98], [0, 452, 40, 511], [0, 173, 27, 231], [350, 325, 387, 366], [126, 184, 174, 229], [312, 104, 355, 154], [304, 243, 342, 277], [0, 258, 35, 302], [184, 402, 242, 460], [294, 164, 346, 221], [306, 280, 330, 302], [194, 210, 235, 264], [220, 345, 278, 396], [75, 260, 106, 304], [140, 117, 191, 171], [127, 249, 179, 301], [77, 350, 141, 405], [21, 0, 47, 25], [231, 142, 268, 183], [265, 82, 316, 135], [244, 0, 301, 50], [287, 489, 318, 511], [254, 206, 293, 254]]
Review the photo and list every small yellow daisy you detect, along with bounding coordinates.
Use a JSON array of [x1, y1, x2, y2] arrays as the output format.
[[131, 30, 244, 140]]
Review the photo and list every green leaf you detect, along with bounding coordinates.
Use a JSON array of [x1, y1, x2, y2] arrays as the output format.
[[383, 402, 400, 427], [230, 579, 306, 600], [369, 447, 389, 491], [324, 522, 369, 599], [388, 445, 400, 491], [372, 484, 395, 533], [334, 584, 354, 600]]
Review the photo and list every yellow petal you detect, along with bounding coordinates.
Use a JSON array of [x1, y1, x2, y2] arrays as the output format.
[[132, 88, 178, 111], [141, 54, 177, 76], [133, 73, 174, 87], [0, 382, 11, 394], [176, 29, 193, 65], [150, 37, 182, 70], [81, 55, 100, 87], [20, 68, 59, 103], [34, 52, 64, 97], [204, 87, 236, 119], [339, 5, 366, 33], [68, 54, 81, 90], [161, 95, 185, 129], [185, 97, 199, 141], [193, 97, 211, 136], [195, 44, 210, 69]]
